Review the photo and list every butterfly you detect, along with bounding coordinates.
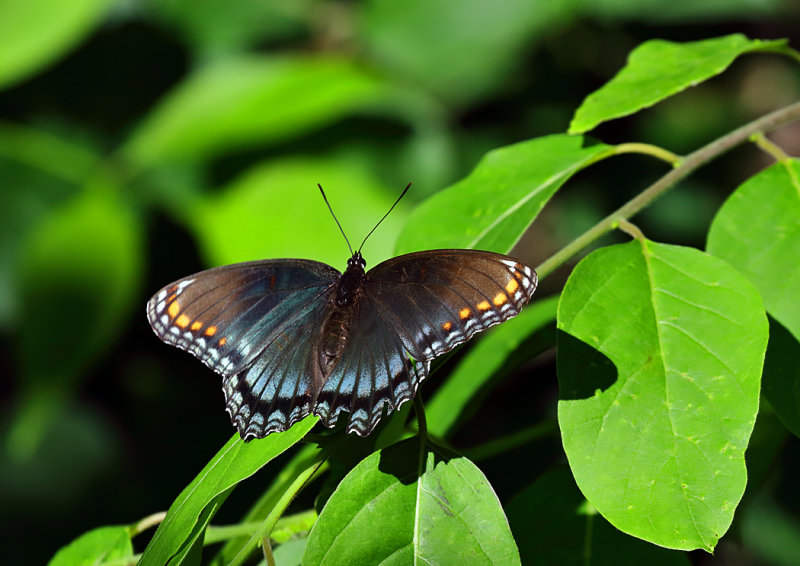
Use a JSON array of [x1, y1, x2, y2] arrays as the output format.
[[146, 185, 537, 440]]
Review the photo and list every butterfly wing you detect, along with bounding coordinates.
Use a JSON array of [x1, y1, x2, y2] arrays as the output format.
[[313, 293, 431, 436], [313, 249, 537, 436], [146, 259, 340, 439]]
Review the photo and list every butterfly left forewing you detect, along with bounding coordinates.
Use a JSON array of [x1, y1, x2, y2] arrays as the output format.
[[146, 259, 341, 439]]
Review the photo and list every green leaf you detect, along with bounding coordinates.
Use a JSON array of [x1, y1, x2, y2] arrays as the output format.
[[762, 318, 800, 438], [395, 134, 614, 255], [425, 295, 558, 438], [707, 159, 800, 342], [360, 0, 574, 104], [124, 56, 385, 166], [185, 157, 408, 270], [17, 189, 142, 386], [569, 34, 787, 134], [507, 467, 690, 566], [0, 0, 112, 90], [557, 240, 768, 551], [211, 445, 321, 564], [140, 418, 317, 566], [47, 525, 132, 566], [303, 437, 520, 565]]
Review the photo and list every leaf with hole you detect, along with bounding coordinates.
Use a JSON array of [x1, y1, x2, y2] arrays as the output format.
[[557, 240, 767, 551]]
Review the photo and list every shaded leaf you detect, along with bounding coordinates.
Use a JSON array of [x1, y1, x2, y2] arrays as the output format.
[[426, 295, 558, 438], [304, 437, 519, 565], [140, 418, 317, 566], [360, 0, 575, 104], [507, 467, 690, 565], [17, 189, 142, 385], [48, 525, 132, 566], [762, 318, 800, 437], [557, 241, 767, 551], [125, 56, 385, 166], [0, 0, 112, 90], [707, 159, 800, 342], [396, 134, 614, 255], [569, 34, 786, 133]]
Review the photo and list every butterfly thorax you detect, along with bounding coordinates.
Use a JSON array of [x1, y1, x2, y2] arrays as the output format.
[[318, 254, 367, 377]]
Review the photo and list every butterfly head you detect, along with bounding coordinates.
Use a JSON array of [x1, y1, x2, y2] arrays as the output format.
[[347, 251, 366, 270]]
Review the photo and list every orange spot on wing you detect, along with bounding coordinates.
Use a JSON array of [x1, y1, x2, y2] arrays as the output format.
[[176, 314, 190, 328], [442, 321, 453, 331], [205, 325, 217, 336], [505, 278, 519, 294], [167, 301, 180, 318], [190, 321, 203, 331], [477, 300, 491, 312], [493, 292, 508, 306], [218, 337, 227, 346], [459, 307, 471, 320]]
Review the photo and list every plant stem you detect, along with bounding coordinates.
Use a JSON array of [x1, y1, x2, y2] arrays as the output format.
[[536, 100, 800, 279], [227, 456, 326, 566]]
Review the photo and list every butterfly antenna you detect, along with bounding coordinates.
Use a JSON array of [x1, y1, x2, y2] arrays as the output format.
[[358, 182, 412, 253], [318, 184, 354, 257]]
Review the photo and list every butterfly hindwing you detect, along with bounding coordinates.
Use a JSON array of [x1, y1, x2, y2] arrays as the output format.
[[313, 293, 431, 436]]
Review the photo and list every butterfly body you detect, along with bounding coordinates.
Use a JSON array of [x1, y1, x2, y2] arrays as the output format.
[[147, 249, 536, 440]]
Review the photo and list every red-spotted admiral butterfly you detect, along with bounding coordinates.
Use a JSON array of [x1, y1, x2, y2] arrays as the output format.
[[147, 185, 537, 440]]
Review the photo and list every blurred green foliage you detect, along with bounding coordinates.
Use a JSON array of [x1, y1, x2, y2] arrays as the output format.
[[0, 1, 798, 565]]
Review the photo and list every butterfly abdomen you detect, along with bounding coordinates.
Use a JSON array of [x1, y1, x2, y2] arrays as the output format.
[[318, 304, 357, 377]]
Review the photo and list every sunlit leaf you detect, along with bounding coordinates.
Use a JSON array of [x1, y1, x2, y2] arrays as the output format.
[[187, 157, 408, 269], [569, 34, 787, 133], [48, 525, 132, 566], [707, 159, 800, 342], [304, 437, 519, 565], [140, 418, 317, 566], [396, 134, 614, 254], [0, 0, 112, 90], [125, 56, 386, 166], [558, 240, 767, 551]]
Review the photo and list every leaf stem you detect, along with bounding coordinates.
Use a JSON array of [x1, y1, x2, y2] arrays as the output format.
[[613, 142, 681, 165], [536, 100, 800, 279], [750, 132, 791, 162]]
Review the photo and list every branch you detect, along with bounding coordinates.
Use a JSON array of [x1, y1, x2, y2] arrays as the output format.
[[536, 100, 800, 279]]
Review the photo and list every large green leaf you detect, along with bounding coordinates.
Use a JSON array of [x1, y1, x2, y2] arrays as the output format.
[[124, 56, 385, 166], [707, 159, 800, 342], [186, 157, 408, 270], [569, 34, 787, 134], [396, 134, 614, 254], [47, 525, 133, 566], [0, 0, 112, 90], [425, 295, 558, 438], [303, 437, 519, 565], [557, 240, 767, 551], [140, 418, 317, 566], [507, 467, 690, 565]]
